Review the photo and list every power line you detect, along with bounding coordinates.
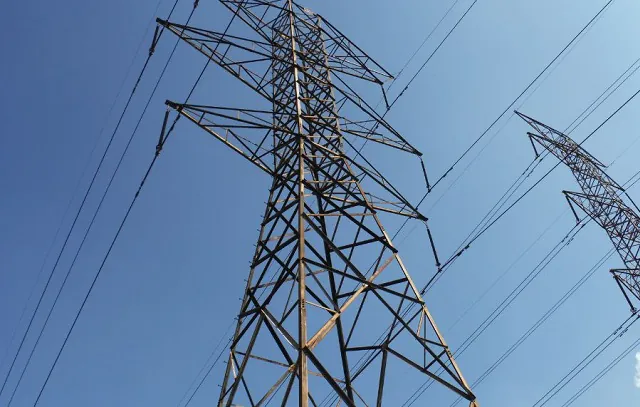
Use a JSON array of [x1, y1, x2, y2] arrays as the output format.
[[400, 220, 587, 407], [426, 0, 615, 193], [389, 0, 617, 249], [424, 82, 640, 293], [426, 49, 640, 252], [5, 14, 202, 405], [391, 44, 637, 265], [27, 1, 227, 401], [433, 50, 640, 277], [31, 123, 172, 405], [423, 0, 611, 214], [531, 314, 639, 407], [354, 0, 481, 156], [385, 0, 480, 113], [561, 335, 640, 406], [391, 0, 463, 86], [450, 143, 640, 403], [325, 85, 640, 404], [409, 159, 640, 406], [176, 320, 235, 407], [446, 209, 568, 332], [0, 0, 182, 400], [447, 248, 616, 407], [0, 5, 164, 378]]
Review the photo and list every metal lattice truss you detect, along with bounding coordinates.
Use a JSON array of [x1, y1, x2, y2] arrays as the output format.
[[519, 111, 640, 312], [158, 1, 477, 405]]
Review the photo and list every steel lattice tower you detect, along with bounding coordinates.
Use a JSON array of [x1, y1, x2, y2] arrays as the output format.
[[519, 112, 640, 313], [157, 1, 477, 406]]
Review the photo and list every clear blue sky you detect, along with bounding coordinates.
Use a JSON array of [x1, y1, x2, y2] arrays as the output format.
[[1, 0, 640, 406]]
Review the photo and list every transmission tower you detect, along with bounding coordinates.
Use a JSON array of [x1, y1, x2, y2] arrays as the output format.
[[157, 1, 477, 406], [518, 111, 640, 313]]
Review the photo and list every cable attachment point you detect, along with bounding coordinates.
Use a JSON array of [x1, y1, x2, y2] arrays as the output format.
[[156, 109, 171, 156], [420, 158, 432, 193], [424, 220, 441, 269], [149, 26, 160, 56], [563, 191, 582, 224]]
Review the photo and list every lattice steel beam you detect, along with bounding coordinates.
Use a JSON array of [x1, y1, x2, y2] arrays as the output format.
[[159, 1, 478, 405], [519, 111, 640, 312]]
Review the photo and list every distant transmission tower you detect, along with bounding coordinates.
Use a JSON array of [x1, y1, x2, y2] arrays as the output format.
[[518, 112, 640, 313], [158, 1, 477, 406]]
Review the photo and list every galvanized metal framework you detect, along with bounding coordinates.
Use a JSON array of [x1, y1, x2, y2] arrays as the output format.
[[158, 1, 477, 405], [519, 112, 640, 312]]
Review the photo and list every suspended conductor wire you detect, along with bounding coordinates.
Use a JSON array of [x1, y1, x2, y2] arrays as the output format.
[[347, 0, 480, 210], [9, 17, 205, 407], [424, 51, 640, 282], [561, 335, 640, 406], [177, 320, 235, 407], [0, 0, 182, 401], [423, 83, 640, 293], [390, 0, 462, 91], [424, 0, 610, 215], [332, 51, 640, 407], [532, 313, 639, 407], [451, 51, 640, 249], [31, 119, 174, 405], [26, 2, 204, 404], [425, 0, 615, 194], [406, 163, 640, 407], [391, 0, 619, 249], [446, 208, 569, 332], [447, 247, 616, 407], [0, 4, 166, 381]]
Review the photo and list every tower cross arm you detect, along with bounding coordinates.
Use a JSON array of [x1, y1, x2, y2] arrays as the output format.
[[167, 101, 276, 176]]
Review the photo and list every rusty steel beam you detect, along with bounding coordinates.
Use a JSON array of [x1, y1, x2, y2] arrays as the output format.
[[159, 1, 478, 405], [519, 111, 640, 313]]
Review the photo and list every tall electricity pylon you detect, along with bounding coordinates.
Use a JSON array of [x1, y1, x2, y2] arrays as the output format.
[[518, 112, 640, 313], [157, 1, 477, 406]]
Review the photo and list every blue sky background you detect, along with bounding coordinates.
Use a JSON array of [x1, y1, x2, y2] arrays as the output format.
[[1, 0, 640, 406]]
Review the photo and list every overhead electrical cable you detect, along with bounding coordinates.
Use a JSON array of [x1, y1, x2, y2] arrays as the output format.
[[387, 0, 617, 250], [424, 0, 611, 215], [31, 112, 177, 405], [446, 209, 569, 332], [348, 0, 483, 204], [421, 52, 640, 291], [390, 0, 463, 89], [531, 314, 639, 407], [21, 2, 207, 404], [0, 6, 164, 378], [407, 161, 640, 406], [176, 320, 235, 407], [0, 0, 181, 400], [448, 150, 640, 405], [561, 335, 640, 406], [422, 43, 640, 280], [403, 129, 640, 406], [425, 0, 615, 193], [447, 248, 616, 407], [392, 47, 636, 256], [423, 83, 640, 293]]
